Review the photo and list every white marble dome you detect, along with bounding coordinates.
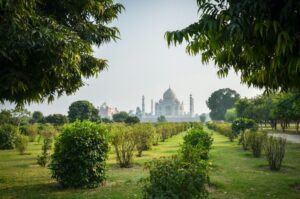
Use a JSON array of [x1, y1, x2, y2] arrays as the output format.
[[163, 88, 176, 101]]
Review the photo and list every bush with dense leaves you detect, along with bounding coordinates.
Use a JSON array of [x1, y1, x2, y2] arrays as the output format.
[[49, 121, 109, 188], [182, 128, 213, 161], [0, 124, 18, 149], [111, 124, 136, 168], [249, 131, 266, 157], [15, 134, 29, 155], [133, 124, 155, 157], [143, 157, 209, 199], [264, 136, 286, 171]]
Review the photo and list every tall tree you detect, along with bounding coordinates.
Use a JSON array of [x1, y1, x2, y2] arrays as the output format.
[[166, 0, 300, 91], [206, 88, 240, 120], [45, 114, 68, 125], [0, 0, 123, 105], [68, 100, 99, 122], [112, 111, 129, 123]]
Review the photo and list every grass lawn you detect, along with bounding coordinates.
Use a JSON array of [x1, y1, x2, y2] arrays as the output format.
[[0, 129, 300, 199]]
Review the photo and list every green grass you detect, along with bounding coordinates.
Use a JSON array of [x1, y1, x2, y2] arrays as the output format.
[[0, 130, 300, 199]]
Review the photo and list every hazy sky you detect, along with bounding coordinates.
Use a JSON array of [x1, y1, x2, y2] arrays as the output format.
[[1, 0, 262, 115]]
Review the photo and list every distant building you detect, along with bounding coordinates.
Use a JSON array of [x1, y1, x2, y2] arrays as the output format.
[[99, 103, 118, 119], [139, 87, 199, 123]]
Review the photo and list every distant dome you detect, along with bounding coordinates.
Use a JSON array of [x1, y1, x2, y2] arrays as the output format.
[[163, 88, 176, 101]]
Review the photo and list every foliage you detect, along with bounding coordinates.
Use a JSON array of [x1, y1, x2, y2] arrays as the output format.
[[37, 137, 53, 167], [15, 134, 29, 155], [0, 124, 18, 149], [11, 107, 31, 127], [232, 118, 257, 136], [112, 111, 129, 123], [182, 127, 213, 161], [25, 124, 39, 142], [157, 115, 167, 123], [40, 124, 58, 139], [110, 124, 136, 168], [102, 118, 113, 123], [0, 109, 13, 125], [264, 136, 286, 171], [249, 132, 266, 158], [49, 121, 109, 188], [143, 157, 209, 199], [206, 88, 240, 120], [207, 121, 234, 141], [32, 111, 44, 123], [68, 100, 99, 122], [125, 116, 140, 124], [0, 0, 124, 105], [133, 124, 155, 157], [166, 0, 300, 91], [44, 114, 68, 125], [224, 108, 237, 122], [199, 113, 206, 123], [239, 131, 252, 151]]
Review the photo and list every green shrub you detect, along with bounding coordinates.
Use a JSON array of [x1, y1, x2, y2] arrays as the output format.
[[232, 118, 257, 136], [49, 121, 109, 188], [26, 124, 39, 142], [181, 128, 213, 163], [264, 136, 286, 171], [37, 137, 53, 167], [40, 124, 58, 139], [207, 122, 233, 141], [15, 134, 29, 155], [249, 132, 266, 157], [152, 131, 160, 146], [143, 157, 209, 199], [133, 124, 155, 157], [239, 131, 252, 150], [0, 124, 18, 149], [111, 124, 136, 168]]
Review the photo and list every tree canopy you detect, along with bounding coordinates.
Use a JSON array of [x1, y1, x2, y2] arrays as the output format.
[[206, 88, 240, 120], [68, 100, 99, 122], [165, 0, 300, 91], [0, 0, 123, 105], [112, 111, 129, 123]]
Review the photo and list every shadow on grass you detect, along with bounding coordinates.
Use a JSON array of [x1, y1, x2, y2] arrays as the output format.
[[256, 164, 296, 172]]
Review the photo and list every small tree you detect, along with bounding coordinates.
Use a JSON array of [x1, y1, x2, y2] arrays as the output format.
[[199, 113, 206, 123], [26, 124, 39, 142], [157, 115, 167, 123], [264, 136, 286, 171], [125, 116, 140, 124], [37, 137, 53, 167], [15, 134, 29, 155], [133, 124, 155, 157], [249, 132, 266, 158], [112, 112, 129, 123], [111, 124, 136, 168]]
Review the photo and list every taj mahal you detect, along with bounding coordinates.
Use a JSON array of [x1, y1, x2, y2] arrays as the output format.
[[138, 87, 199, 122]]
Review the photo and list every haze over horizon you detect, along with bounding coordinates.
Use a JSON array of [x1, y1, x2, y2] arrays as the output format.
[[0, 0, 262, 115]]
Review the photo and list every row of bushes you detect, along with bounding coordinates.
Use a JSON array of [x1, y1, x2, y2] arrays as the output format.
[[143, 127, 213, 199], [109, 122, 192, 168], [48, 121, 194, 188], [207, 121, 234, 141], [239, 130, 286, 171]]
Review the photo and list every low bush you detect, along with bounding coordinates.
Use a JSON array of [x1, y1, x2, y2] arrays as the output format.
[[37, 137, 53, 167], [264, 136, 286, 171], [133, 124, 155, 157], [249, 131, 266, 158], [0, 124, 18, 149], [40, 124, 58, 139], [143, 157, 209, 199], [15, 134, 29, 155], [111, 124, 136, 168], [49, 121, 109, 188]]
